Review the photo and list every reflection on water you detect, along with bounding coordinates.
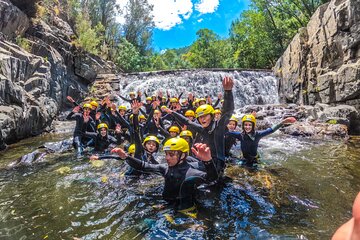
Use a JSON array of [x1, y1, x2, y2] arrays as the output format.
[[0, 134, 359, 239]]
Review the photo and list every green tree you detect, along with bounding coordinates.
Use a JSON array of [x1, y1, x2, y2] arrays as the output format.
[[115, 38, 143, 72], [74, 13, 104, 54], [122, 0, 155, 55]]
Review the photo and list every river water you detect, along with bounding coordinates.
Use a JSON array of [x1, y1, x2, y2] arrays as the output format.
[[0, 132, 359, 239], [0, 70, 359, 239]]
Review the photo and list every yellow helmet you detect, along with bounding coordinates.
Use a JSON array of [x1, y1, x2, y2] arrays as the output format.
[[229, 115, 238, 125], [83, 103, 92, 109], [146, 97, 152, 101], [138, 115, 146, 121], [143, 135, 160, 146], [214, 109, 221, 115], [192, 99, 199, 107], [118, 105, 127, 111], [168, 126, 180, 133], [199, 98, 206, 103], [195, 104, 214, 118], [160, 106, 167, 111], [170, 98, 178, 103], [180, 130, 193, 139], [162, 96, 167, 100], [163, 138, 189, 153], [154, 109, 161, 114], [242, 114, 256, 127], [128, 144, 135, 154], [97, 123, 108, 130], [185, 110, 195, 117], [129, 92, 136, 96], [90, 101, 98, 107]]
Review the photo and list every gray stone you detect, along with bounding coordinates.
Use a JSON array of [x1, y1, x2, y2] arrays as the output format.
[[0, 0, 29, 39]]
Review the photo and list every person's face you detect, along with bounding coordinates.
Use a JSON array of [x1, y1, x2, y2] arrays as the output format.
[[165, 151, 182, 167], [181, 136, 191, 144], [155, 112, 161, 118], [171, 102, 177, 107], [140, 118, 146, 123], [119, 110, 126, 116], [214, 113, 221, 120], [227, 121, 236, 131], [145, 141, 157, 153], [83, 107, 91, 116], [198, 114, 212, 128], [91, 106, 97, 110], [169, 131, 178, 137], [146, 100, 151, 104], [130, 94, 135, 99], [187, 116, 194, 121], [199, 100, 206, 105], [243, 121, 253, 133], [100, 128, 107, 137]]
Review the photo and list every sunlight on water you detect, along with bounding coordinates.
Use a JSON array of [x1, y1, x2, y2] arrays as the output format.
[[0, 134, 359, 239]]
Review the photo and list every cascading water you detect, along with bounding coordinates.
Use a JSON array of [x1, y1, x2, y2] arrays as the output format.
[[118, 70, 279, 108]]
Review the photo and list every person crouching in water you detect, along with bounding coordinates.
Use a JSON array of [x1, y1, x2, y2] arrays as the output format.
[[66, 103, 96, 157], [85, 123, 118, 154], [226, 114, 296, 166], [111, 138, 218, 212]]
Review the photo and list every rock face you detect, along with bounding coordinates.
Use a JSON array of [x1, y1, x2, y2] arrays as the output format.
[[0, 0, 29, 39], [235, 103, 360, 138], [0, 0, 117, 144], [274, 0, 360, 113]]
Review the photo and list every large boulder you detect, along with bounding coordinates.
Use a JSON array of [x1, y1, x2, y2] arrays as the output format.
[[0, 0, 29, 39], [275, 0, 360, 113]]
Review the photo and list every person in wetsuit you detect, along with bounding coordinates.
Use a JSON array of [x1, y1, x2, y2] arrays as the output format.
[[84, 123, 119, 153], [163, 76, 235, 174], [66, 103, 96, 157], [111, 138, 219, 212], [226, 114, 297, 166]]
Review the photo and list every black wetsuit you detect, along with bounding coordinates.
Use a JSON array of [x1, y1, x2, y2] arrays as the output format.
[[226, 123, 282, 165], [66, 112, 96, 153], [125, 155, 218, 210], [170, 89, 234, 173], [84, 132, 118, 153]]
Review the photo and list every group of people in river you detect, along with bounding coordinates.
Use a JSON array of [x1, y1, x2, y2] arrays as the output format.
[[66, 76, 297, 213]]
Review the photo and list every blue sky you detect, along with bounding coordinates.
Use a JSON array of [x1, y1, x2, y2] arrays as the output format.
[[117, 0, 251, 51]]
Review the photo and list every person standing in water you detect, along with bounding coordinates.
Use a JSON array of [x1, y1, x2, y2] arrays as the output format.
[[226, 114, 297, 165]]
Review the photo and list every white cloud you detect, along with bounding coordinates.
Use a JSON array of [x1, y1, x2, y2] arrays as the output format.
[[195, 0, 219, 14], [197, 18, 203, 23], [116, 0, 193, 30]]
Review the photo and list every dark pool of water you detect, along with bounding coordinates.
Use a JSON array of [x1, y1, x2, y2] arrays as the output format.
[[0, 134, 359, 239]]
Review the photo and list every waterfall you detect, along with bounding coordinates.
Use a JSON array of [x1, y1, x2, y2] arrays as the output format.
[[117, 70, 279, 108]]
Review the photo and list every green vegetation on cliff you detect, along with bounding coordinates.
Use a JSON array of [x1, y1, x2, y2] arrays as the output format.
[[33, 0, 329, 72]]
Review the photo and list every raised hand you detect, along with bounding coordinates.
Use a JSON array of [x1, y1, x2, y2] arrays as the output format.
[[191, 143, 212, 162], [223, 76, 234, 91], [115, 124, 121, 134], [67, 96, 75, 103], [188, 93, 194, 100], [131, 100, 142, 114], [181, 125, 187, 131], [111, 148, 127, 159], [158, 90, 163, 98], [90, 155, 99, 160], [282, 117, 297, 124], [95, 112, 101, 120], [73, 106, 81, 113], [217, 93, 222, 99], [137, 90, 142, 96], [152, 100, 160, 109]]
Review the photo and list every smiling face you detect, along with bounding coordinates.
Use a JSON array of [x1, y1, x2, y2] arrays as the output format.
[[227, 120, 237, 131], [145, 140, 158, 153], [119, 110, 126, 116], [198, 114, 212, 128], [243, 121, 254, 133], [100, 128, 107, 137]]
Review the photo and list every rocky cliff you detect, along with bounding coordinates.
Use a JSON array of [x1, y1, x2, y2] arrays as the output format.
[[274, 0, 360, 110], [0, 0, 116, 144]]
